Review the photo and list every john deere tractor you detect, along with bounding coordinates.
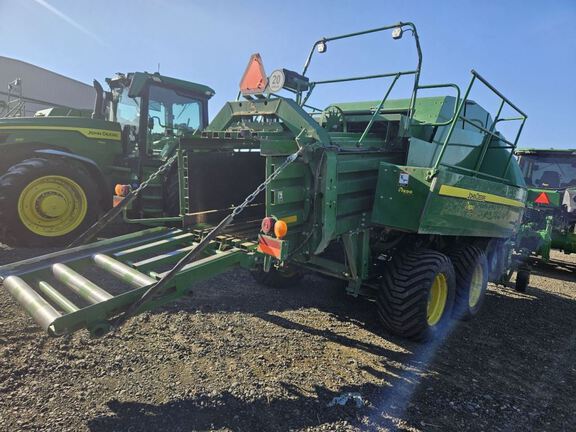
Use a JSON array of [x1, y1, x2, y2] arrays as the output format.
[[513, 149, 576, 285], [0, 23, 528, 342], [0, 72, 214, 247]]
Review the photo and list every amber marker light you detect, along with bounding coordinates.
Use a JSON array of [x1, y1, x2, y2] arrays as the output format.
[[274, 220, 288, 239]]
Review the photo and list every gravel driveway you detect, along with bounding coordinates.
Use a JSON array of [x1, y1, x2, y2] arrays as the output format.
[[1, 243, 574, 431]]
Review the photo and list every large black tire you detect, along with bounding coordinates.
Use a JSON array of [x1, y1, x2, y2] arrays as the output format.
[[251, 266, 303, 289], [448, 246, 489, 321], [515, 269, 530, 293], [376, 249, 456, 341], [0, 158, 100, 247]]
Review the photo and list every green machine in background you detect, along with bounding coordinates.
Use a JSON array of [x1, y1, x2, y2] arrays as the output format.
[[0, 72, 214, 246], [512, 149, 576, 288], [0, 22, 528, 342]]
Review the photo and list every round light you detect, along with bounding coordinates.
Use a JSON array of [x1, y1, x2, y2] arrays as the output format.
[[261, 216, 275, 234], [274, 220, 288, 239], [392, 27, 403, 40], [114, 184, 131, 197]]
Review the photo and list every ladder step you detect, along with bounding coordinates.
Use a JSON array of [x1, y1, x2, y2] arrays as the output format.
[[93, 254, 155, 288], [37, 281, 79, 313], [52, 264, 113, 304], [4, 276, 61, 332]]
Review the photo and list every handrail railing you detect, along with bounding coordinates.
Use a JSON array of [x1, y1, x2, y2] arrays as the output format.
[[429, 70, 527, 181], [300, 22, 423, 121], [416, 83, 461, 126], [356, 81, 461, 147]]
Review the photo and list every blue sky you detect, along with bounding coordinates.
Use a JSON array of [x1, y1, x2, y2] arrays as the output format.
[[1, 0, 575, 148]]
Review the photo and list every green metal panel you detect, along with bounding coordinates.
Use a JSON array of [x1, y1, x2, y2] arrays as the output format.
[[525, 188, 562, 207], [371, 164, 430, 232], [419, 168, 526, 237]]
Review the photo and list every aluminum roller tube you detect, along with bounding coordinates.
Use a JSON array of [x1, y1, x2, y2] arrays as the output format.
[[52, 264, 113, 304], [38, 281, 79, 313], [4, 276, 61, 332], [93, 254, 155, 288]]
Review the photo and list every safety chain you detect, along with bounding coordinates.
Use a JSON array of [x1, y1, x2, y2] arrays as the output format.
[[67, 153, 179, 248], [112, 148, 303, 329]]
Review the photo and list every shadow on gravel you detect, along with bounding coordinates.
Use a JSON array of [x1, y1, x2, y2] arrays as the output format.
[[163, 271, 417, 359], [87, 382, 421, 432]]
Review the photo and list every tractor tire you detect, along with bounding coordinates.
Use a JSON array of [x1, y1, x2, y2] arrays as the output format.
[[515, 269, 530, 293], [376, 249, 456, 341], [448, 246, 489, 320], [251, 266, 303, 289], [0, 158, 100, 247]]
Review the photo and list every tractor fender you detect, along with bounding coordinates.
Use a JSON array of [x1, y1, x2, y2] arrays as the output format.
[[33, 149, 112, 210]]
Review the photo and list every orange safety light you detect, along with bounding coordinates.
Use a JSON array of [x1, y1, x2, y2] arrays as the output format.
[[274, 219, 288, 239], [239, 53, 268, 95], [534, 192, 550, 205], [115, 184, 131, 197]]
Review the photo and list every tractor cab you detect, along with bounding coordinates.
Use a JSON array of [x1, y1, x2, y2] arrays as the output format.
[[515, 148, 576, 261], [517, 149, 576, 190], [102, 72, 214, 163]]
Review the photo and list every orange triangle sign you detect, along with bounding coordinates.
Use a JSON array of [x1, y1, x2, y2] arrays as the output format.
[[239, 53, 268, 95], [534, 192, 550, 205]]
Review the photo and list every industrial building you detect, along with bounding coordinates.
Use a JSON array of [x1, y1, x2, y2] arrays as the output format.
[[0, 56, 94, 117]]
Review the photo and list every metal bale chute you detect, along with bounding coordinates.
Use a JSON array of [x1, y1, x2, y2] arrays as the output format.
[[1, 22, 529, 342], [1, 227, 257, 336]]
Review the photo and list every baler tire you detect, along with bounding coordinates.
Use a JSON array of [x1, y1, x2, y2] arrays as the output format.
[[251, 266, 303, 289], [376, 249, 456, 341], [448, 246, 489, 321], [0, 158, 99, 247], [515, 269, 530, 293]]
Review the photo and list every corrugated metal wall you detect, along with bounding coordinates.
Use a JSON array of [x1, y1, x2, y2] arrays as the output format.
[[0, 56, 94, 116]]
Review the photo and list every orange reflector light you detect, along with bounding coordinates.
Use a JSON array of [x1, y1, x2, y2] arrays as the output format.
[[114, 184, 131, 197], [534, 192, 550, 205], [274, 220, 288, 239], [239, 53, 268, 95], [258, 235, 282, 259]]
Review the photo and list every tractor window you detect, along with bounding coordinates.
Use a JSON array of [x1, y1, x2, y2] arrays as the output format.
[[519, 154, 576, 189], [115, 87, 140, 126], [148, 86, 202, 136]]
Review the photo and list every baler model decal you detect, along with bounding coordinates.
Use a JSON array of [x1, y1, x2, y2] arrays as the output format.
[[0, 126, 121, 141], [438, 185, 525, 208], [280, 215, 298, 224]]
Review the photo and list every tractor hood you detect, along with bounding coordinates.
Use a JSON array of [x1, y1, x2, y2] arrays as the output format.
[[0, 116, 121, 142]]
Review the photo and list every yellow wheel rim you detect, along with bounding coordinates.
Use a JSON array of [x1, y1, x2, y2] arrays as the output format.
[[469, 263, 484, 308], [18, 175, 87, 237], [427, 273, 448, 326]]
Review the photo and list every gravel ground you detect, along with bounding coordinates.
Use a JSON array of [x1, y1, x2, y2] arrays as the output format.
[[0, 242, 575, 432]]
